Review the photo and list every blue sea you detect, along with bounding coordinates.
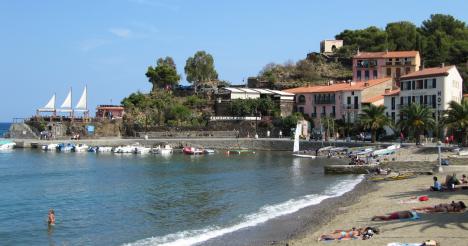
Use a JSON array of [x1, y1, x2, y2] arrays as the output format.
[[0, 122, 11, 137], [0, 150, 362, 246]]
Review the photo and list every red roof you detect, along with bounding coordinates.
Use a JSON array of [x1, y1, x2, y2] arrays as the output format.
[[400, 66, 454, 80], [353, 51, 419, 59], [463, 94, 468, 98], [362, 95, 384, 104], [283, 78, 392, 94], [383, 89, 400, 96]]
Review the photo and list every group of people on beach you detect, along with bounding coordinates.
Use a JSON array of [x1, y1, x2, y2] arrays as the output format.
[[430, 173, 468, 191]]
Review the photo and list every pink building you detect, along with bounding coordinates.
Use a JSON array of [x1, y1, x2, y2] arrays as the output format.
[[353, 51, 421, 82], [284, 78, 393, 129]]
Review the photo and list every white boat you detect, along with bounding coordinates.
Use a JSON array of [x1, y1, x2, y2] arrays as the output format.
[[183, 146, 204, 155], [0, 140, 15, 150], [152, 144, 173, 155], [97, 146, 113, 153], [113, 145, 135, 154], [292, 123, 316, 159], [42, 143, 59, 151], [134, 146, 152, 154], [73, 144, 89, 152], [204, 149, 215, 154], [57, 143, 74, 152]]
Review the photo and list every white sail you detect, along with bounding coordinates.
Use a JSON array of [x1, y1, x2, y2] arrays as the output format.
[[293, 123, 301, 153], [60, 89, 72, 109], [75, 86, 87, 110], [43, 94, 56, 109]]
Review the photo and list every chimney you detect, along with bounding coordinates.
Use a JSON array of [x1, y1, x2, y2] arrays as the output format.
[[441, 63, 445, 68], [385, 88, 390, 94], [364, 82, 369, 87]]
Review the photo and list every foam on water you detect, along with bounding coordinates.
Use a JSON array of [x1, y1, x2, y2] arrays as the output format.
[[124, 175, 364, 246]]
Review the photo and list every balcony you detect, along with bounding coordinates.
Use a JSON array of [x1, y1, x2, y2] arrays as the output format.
[[342, 104, 359, 110], [314, 99, 336, 105]]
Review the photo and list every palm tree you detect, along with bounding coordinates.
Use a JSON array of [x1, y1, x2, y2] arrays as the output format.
[[443, 100, 468, 146], [359, 104, 392, 143], [397, 103, 435, 145]]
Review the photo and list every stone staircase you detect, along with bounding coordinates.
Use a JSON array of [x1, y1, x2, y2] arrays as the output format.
[[8, 123, 39, 139]]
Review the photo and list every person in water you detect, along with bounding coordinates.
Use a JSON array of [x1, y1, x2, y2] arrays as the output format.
[[48, 209, 55, 226], [371, 210, 419, 221]]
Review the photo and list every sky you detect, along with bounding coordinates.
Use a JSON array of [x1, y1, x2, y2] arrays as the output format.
[[0, 0, 467, 122]]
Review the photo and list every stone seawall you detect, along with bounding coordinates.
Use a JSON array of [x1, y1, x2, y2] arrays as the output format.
[[12, 138, 392, 151]]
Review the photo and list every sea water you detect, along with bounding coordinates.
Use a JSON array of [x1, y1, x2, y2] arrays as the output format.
[[0, 149, 362, 245], [0, 122, 11, 138]]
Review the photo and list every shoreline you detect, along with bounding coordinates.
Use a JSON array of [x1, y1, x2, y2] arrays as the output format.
[[200, 176, 373, 246]]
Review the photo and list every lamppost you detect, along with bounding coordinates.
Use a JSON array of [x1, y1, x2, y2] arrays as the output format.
[[437, 141, 443, 172]]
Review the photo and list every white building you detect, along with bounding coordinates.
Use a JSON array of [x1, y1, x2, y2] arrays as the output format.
[[383, 65, 463, 133]]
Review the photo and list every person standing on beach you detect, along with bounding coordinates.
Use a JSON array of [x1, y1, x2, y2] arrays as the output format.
[[48, 209, 55, 226]]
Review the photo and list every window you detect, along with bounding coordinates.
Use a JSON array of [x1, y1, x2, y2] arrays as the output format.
[[400, 97, 404, 106], [396, 68, 401, 78], [419, 95, 423, 104], [411, 80, 415, 90], [412, 96, 416, 103], [424, 79, 428, 89], [416, 80, 423, 89], [432, 78, 436, 88], [391, 97, 395, 110], [298, 95, 306, 103], [373, 70, 378, 78], [364, 70, 369, 80], [332, 106, 336, 115], [357, 70, 361, 80], [313, 106, 317, 113], [354, 96, 359, 109], [322, 106, 326, 115], [351, 91, 355, 96], [408, 96, 412, 105], [347, 96, 351, 104], [386, 68, 392, 76], [298, 107, 304, 113], [405, 67, 411, 74], [391, 112, 395, 123], [432, 95, 436, 108]]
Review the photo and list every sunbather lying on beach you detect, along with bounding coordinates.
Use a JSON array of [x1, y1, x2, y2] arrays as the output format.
[[318, 227, 379, 241], [371, 210, 419, 221], [412, 201, 466, 213]]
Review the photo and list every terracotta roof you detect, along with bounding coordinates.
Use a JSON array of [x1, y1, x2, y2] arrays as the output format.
[[362, 95, 384, 104], [353, 51, 419, 59], [383, 89, 400, 96], [464, 94, 468, 98], [283, 78, 392, 94], [400, 66, 454, 80]]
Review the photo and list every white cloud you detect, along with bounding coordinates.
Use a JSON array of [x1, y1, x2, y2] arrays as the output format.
[[109, 28, 132, 38]]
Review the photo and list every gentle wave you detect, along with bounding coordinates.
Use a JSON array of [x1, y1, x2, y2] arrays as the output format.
[[124, 175, 364, 246]]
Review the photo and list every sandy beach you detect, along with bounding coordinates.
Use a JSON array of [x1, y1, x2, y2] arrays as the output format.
[[287, 171, 468, 246]]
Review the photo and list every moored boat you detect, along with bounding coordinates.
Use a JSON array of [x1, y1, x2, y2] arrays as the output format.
[[183, 147, 203, 155], [57, 143, 74, 152], [152, 144, 173, 155], [73, 144, 89, 152], [134, 146, 151, 154], [42, 143, 58, 151], [0, 140, 15, 150]]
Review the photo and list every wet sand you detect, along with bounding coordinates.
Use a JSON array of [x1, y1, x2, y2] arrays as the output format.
[[287, 172, 468, 246]]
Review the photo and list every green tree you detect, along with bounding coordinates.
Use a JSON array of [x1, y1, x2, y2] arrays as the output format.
[[184, 51, 218, 92], [167, 104, 192, 126], [146, 56, 181, 92], [335, 26, 388, 52], [397, 103, 435, 144], [386, 21, 419, 51], [358, 105, 392, 143], [443, 100, 468, 146]]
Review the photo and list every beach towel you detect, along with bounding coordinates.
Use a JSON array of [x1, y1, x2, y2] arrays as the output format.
[[387, 243, 422, 246], [398, 196, 429, 204]]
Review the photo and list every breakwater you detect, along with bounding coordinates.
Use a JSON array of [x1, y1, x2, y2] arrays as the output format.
[[11, 138, 395, 151]]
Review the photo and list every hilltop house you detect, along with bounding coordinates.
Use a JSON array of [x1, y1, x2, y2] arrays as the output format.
[[353, 51, 421, 83]]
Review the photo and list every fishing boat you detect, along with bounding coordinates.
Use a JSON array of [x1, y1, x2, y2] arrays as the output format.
[[57, 143, 74, 152], [134, 146, 152, 154], [0, 140, 15, 150], [292, 123, 316, 158], [183, 146, 204, 155], [152, 144, 173, 155], [203, 149, 215, 154], [73, 144, 89, 152], [113, 145, 135, 154], [41, 143, 59, 151]]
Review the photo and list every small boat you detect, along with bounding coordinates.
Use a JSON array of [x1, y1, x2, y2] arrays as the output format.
[[134, 146, 152, 154], [89, 146, 114, 153], [0, 140, 15, 150], [183, 147, 204, 155], [42, 143, 58, 151], [227, 149, 255, 155], [203, 149, 215, 154], [57, 143, 74, 152], [292, 123, 316, 159], [113, 145, 135, 154], [73, 144, 89, 152], [152, 144, 173, 155]]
